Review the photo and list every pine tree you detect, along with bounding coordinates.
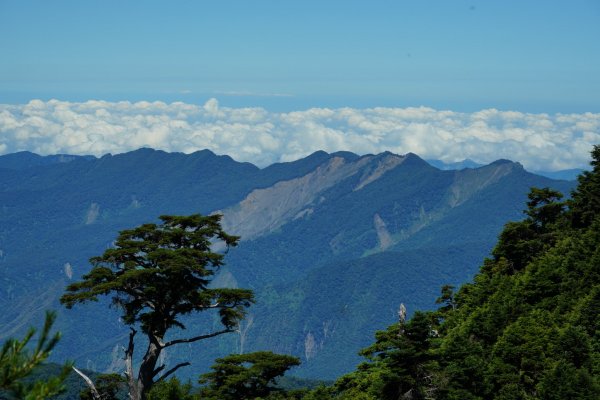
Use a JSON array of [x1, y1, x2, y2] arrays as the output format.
[[61, 214, 254, 400]]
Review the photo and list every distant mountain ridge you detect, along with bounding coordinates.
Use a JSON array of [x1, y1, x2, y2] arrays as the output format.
[[426, 157, 584, 181], [0, 148, 576, 379], [0, 151, 95, 170], [0, 150, 583, 180]]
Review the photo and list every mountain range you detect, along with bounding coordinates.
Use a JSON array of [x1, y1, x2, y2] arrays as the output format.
[[0, 149, 576, 379], [427, 158, 585, 181]]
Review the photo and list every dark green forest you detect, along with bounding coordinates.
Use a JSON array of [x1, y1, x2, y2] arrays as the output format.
[[2, 145, 600, 399]]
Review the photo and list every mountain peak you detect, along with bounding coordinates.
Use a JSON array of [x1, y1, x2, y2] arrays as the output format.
[[489, 158, 513, 165], [190, 149, 218, 158], [486, 159, 524, 171], [403, 152, 433, 168], [330, 151, 360, 162]]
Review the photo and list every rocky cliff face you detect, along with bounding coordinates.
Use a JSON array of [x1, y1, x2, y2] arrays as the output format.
[[220, 156, 369, 239], [219, 153, 407, 240]]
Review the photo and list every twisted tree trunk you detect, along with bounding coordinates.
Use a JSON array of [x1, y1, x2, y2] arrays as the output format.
[[136, 338, 162, 400], [124, 329, 165, 400]]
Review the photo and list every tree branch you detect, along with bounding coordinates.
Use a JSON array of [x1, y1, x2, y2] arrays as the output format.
[[152, 364, 166, 378], [162, 328, 233, 348], [72, 366, 101, 400], [196, 300, 248, 311], [156, 362, 191, 383], [190, 303, 223, 311], [145, 300, 156, 310]]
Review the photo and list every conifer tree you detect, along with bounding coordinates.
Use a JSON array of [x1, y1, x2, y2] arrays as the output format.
[[570, 144, 600, 227], [61, 214, 254, 400], [198, 351, 300, 400]]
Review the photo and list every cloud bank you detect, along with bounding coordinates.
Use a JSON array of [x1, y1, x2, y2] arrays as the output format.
[[1, 99, 598, 171]]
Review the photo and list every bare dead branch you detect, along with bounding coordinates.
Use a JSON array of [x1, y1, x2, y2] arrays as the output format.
[[124, 328, 138, 400], [72, 366, 101, 400], [156, 362, 191, 383]]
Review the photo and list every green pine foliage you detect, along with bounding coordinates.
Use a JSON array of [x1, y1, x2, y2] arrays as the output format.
[[146, 377, 195, 400], [332, 312, 438, 400], [61, 214, 253, 335], [198, 351, 301, 400], [0, 311, 70, 400]]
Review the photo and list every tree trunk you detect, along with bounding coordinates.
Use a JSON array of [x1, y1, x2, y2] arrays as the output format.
[[136, 335, 163, 400]]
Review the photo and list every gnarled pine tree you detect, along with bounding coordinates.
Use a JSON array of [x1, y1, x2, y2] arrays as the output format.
[[60, 214, 254, 400]]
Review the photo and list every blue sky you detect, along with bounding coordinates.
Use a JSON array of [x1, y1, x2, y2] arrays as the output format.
[[1, 0, 599, 112], [1, 1, 599, 170]]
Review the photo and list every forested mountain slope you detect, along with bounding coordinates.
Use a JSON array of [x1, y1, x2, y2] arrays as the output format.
[[0, 148, 575, 379]]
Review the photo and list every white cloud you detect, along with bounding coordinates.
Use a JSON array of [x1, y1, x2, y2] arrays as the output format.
[[0, 99, 598, 171]]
